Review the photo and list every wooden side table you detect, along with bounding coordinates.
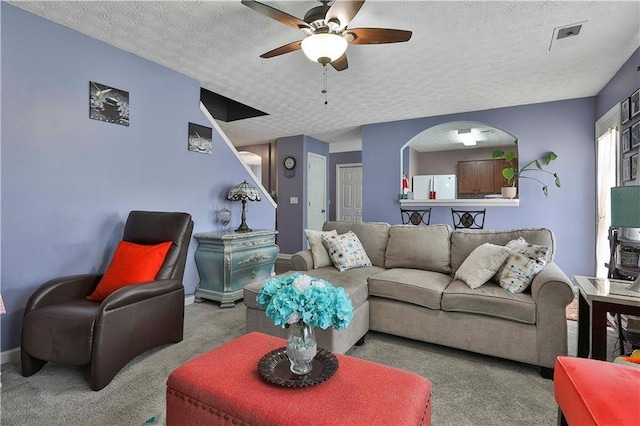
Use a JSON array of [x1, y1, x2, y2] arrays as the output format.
[[573, 275, 640, 360], [194, 230, 278, 308]]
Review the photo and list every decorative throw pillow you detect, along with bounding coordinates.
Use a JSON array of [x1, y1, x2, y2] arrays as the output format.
[[497, 237, 550, 294], [86, 241, 172, 302], [321, 231, 372, 272], [454, 243, 511, 289], [305, 229, 337, 269]]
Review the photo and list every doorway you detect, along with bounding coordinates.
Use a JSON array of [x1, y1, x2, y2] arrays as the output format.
[[307, 153, 327, 233], [336, 163, 363, 222]]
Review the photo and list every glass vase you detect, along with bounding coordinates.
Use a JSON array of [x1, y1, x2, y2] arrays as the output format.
[[286, 321, 317, 375]]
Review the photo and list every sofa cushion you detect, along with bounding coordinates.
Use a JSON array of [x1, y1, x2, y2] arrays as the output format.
[[244, 266, 384, 312], [450, 228, 555, 274], [368, 268, 452, 310], [385, 225, 451, 273], [441, 280, 536, 324], [323, 221, 390, 268], [322, 231, 372, 272], [454, 243, 511, 289], [496, 237, 550, 294], [305, 229, 337, 269]]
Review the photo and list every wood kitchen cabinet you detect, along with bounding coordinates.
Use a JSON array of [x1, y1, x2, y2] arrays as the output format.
[[457, 158, 517, 196], [457, 160, 495, 195]]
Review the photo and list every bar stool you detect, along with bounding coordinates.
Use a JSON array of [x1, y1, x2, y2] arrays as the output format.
[[401, 208, 431, 225], [451, 209, 486, 229]]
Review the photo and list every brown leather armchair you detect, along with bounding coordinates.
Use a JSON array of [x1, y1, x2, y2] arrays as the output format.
[[21, 211, 194, 390]]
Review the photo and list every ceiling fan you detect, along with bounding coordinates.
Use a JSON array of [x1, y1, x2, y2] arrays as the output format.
[[241, 0, 412, 71]]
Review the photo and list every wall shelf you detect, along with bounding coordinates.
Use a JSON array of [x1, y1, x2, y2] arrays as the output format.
[[399, 198, 520, 207]]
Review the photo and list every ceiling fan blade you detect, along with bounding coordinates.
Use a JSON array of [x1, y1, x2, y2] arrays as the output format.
[[330, 54, 348, 71], [241, 0, 311, 31], [325, 0, 365, 30], [260, 40, 303, 58], [345, 28, 412, 45]]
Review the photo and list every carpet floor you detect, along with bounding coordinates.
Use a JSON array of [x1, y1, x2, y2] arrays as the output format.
[[0, 301, 619, 426]]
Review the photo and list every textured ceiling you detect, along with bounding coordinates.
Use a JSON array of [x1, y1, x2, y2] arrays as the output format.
[[11, 1, 640, 152]]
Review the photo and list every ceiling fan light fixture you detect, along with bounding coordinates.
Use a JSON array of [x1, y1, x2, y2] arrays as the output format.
[[301, 33, 347, 65]]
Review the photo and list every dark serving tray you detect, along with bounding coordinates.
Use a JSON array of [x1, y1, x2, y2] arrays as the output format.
[[257, 347, 339, 387]]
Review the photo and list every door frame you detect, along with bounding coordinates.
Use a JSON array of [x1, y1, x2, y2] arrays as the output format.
[[306, 152, 327, 234], [335, 162, 363, 221]]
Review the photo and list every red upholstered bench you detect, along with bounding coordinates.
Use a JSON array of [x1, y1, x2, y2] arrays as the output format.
[[554, 356, 640, 426], [167, 332, 432, 425]]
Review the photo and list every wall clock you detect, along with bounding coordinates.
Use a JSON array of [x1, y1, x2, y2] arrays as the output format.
[[284, 156, 296, 178], [284, 156, 296, 170]]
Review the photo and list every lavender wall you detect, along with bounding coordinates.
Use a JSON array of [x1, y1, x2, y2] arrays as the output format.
[[276, 136, 305, 254], [596, 47, 640, 118], [329, 151, 362, 221], [0, 4, 275, 352], [362, 98, 597, 280]]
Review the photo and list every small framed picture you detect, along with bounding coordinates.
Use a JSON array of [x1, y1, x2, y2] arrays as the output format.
[[632, 121, 640, 148], [188, 122, 213, 155], [623, 157, 631, 181], [632, 88, 640, 118], [632, 153, 639, 180], [621, 98, 630, 124], [89, 81, 130, 126], [622, 128, 631, 152]]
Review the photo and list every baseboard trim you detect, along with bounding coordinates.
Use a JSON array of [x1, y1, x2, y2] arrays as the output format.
[[1, 348, 20, 365], [1, 295, 197, 365]]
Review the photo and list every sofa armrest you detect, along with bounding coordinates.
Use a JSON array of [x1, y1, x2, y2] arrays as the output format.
[[291, 250, 314, 271], [530, 261, 575, 368], [530, 262, 574, 307]]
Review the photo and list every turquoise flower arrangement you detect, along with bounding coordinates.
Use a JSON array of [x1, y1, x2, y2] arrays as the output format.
[[257, 272, 353, 329]]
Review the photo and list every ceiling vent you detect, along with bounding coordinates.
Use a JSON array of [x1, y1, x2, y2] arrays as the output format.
[[549, 21, 586, 51], [557, 25, 582, 40]]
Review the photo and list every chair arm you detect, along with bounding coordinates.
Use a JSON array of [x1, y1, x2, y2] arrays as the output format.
[[101, 279, 184, 311], [530, 262, 574, 307], [291, 250, 314, 271], [25, 274, 102, 313]]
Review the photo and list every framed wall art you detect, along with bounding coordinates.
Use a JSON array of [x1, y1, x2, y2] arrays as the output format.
[[631, 88, 640, 118], [188, 123, 213, 155], [632, 121, 640, 148], [623, 156, 631, 181], [632, 153, 638, 180], [89, 81, 129, 126], [621, 98, 630, 124], [622, 128, 631, 152]]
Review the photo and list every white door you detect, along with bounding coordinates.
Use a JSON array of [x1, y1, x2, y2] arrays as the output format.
[[307, 153, 327, 234], [337, 164, 362, 222]]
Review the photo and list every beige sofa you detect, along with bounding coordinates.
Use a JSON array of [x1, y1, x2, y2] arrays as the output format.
[[244, 221, 574, 377]]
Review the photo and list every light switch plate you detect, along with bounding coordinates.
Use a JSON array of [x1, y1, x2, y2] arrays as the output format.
[[290, 197, 298, 204]]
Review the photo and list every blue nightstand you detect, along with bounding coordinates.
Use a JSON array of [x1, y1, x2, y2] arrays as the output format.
[[194, 229, 279, 308]]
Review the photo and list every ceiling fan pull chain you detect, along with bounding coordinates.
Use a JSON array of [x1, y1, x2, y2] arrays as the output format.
[[322, 65, 328, 105]]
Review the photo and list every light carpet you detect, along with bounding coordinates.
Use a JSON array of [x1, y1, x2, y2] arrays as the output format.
[[0, 301, 619, 426]]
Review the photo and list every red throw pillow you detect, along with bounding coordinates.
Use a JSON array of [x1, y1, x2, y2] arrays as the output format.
[[86, 241, 172, 302]]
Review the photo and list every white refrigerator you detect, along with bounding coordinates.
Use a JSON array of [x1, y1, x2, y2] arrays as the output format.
[[412, 175, 457, 200]]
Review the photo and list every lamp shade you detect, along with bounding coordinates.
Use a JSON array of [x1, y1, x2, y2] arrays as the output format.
[[301, 33, 348, 65], [227, 180, 261, 232], [611, 186, 640, 228], [227, 180, 261, 202]]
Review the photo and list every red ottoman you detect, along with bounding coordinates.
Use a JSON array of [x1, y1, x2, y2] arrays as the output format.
[[554, 356, 640, 426], [167, 332, 432, 425]]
